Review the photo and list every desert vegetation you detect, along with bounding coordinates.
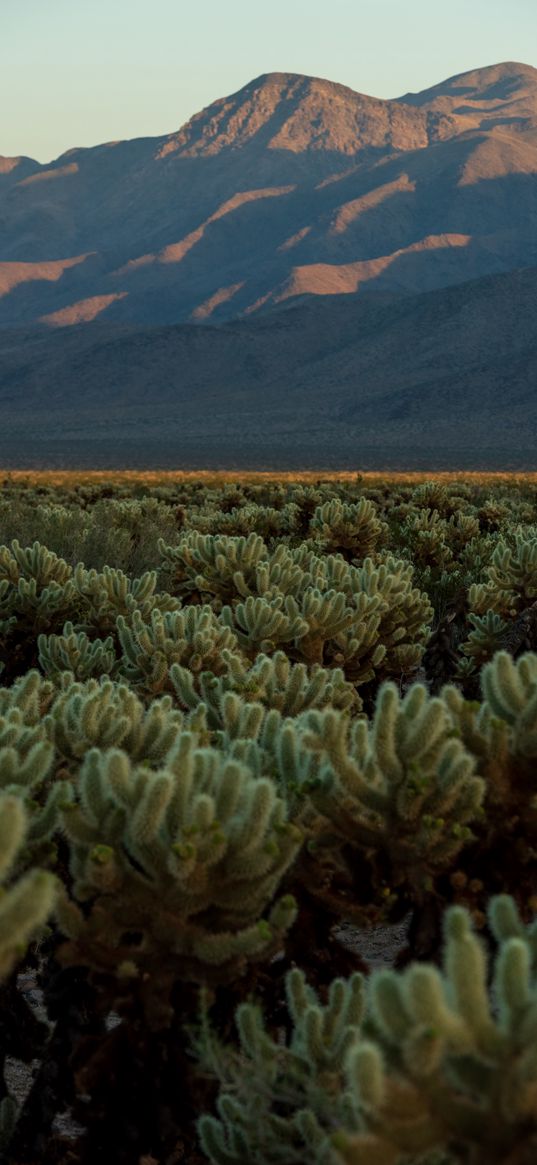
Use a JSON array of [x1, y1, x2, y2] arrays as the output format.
[[0, 471, 536, 1165]]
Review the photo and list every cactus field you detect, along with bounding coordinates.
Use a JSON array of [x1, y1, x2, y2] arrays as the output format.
[[0, 471, 536, 1165]]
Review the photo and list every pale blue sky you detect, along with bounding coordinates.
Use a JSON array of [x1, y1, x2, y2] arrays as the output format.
[[2, 0, 536, 162]]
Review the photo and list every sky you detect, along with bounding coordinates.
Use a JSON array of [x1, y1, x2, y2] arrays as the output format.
[[2, 0, 536, 162]]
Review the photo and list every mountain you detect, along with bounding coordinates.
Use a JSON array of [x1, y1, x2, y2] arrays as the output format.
[[2, 61, 537, 470], [1, 61, 537, 327], [1, 265, 537, 469]]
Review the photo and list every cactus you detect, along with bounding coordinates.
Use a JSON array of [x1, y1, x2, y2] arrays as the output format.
[[309, 498, 387, 561], [38, 621, 117, 681], [294, 685, 483, 919], [0, 667, 55, 723], [361, 898, 537, 1165], [0, 541, 80, 679], [411, 481, 454, 515], [197, 967, 368, 1165], [0, 693, 62, 860], [469, 530, 537, 617], [159, 534, 432, 686], [44, 674, 186, 768], [221, 593, 311, 659], [170, 649, 361, 725], [197, 897, 537, 1165], [459, 611, 509, 671], [443, 653, 537, 878], [345, 555, 433, 679], [57, 741, 301, 1021], [0, 795, 57, 979], [0, 539, 73, 591], [158, 531, 268, 604], [74, 561, 180, 634], [0, 541, 182, 684], [116, 605, 241, 695], [0, 476, 536, 1161], [192, 502, 300, 540], [400, 509, 455, 572]]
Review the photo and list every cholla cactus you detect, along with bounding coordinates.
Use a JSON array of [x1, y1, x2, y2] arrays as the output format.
[[0, 668, 186, 770], [0, 692, 62, 857], [0, 539, 73, 591], [296, 685, 483, 916], [488, 892, 537, 957], [300, 588, 382, 674], [481, 649, 537, 737], [160, 536, 431, 686], [0, 541, 183, 685], [0, 668, 55, 723], [57, 742, 301, 1020], [38, 622, 117, 681], [0, 702, 53, 790], [439, 653, 537, 912], [469, 530, 537, 617], [411, 481, 454, 515], [353, 898, 537, 1165], [445, 511, 481, 555], [198, 897, 537, 1165], [117, 605, 241, 695], [0, 541, 80, 678], [158, 531, 267, 604], [197, 968, 367, 1165], [293, 549, 430, 680], [74, 562, 180, 634], [458, 611, 508, 671], [477, 498, 512, 531], [444, 652, 537, 816], [44, 675, 185, 768], [252, 542, 308, 601], [170, 649, 361, 726], [345, 556, 432, 679], [401, 509, 454, 571], [193, 502, 300, 541], [220, 594, 310, 659], [0, 795, 57, 979], [309, 498, 387, 561], [218, 557, 384, 677]]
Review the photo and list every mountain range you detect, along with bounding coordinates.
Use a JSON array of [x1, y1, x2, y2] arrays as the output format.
[[1, 61, 537, 467]]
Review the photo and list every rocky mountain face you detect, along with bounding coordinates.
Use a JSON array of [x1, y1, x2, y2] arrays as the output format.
[[1, 61, 537, 327], [2, 61, 537, 469]]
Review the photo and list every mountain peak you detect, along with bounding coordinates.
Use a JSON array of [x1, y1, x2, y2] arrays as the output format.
[[399, 60, 537, 106], [159, 60, 537, 162], [158, 70, 428, 160], [241, 71, 362, 98]]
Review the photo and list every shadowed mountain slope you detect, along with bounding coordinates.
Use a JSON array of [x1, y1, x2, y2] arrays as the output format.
[[1, 62, 537, 326], [1, 264, 536, 468]]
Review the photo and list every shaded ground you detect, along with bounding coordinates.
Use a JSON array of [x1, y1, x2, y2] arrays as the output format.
[[4, 915, 411, 1149], [0, 438, 536, 472]]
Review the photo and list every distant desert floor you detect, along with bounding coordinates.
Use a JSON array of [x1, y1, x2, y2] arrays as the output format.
[[3, 469, 537, 486]]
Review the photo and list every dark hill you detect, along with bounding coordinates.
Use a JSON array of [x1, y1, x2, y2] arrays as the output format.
[[1, 265, 536, 469]]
